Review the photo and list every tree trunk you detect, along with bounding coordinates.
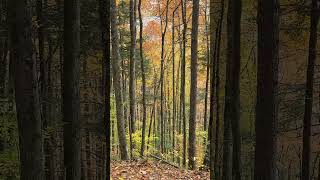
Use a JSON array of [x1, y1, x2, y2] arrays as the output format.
[[203, 0, 210, 146], [63, 0, 81, 179], [129, 0, 137, 136], [214, 12, 223, 180], [110, 0, 129, 160], [36, 1, 54, 179], [172, 3, 181, 162], [223, 0, 242, 179], [209, 0, 224, 178], [138, 0, 147, 157], [0, 0, 8, 98], [254, 0, 279, 179], [188, 0, 200, 170], [318, 158, 320, 180], [159, 0, 170, 154], [8, 0, 44, 179], [37, 0, 47, 126], [302, 1, 320, 179], [180, 0, 187, 167], [98, 0, 111, 178]]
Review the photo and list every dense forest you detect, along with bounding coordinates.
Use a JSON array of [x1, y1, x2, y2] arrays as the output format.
[[0, 0, 320, 179]]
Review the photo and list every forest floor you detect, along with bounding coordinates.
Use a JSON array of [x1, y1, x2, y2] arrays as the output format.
[[111, 160, 209, 180]]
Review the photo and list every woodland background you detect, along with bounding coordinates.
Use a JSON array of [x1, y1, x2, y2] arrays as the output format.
[[0, 0, 320, 179]]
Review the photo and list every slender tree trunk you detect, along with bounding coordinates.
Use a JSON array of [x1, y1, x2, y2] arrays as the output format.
[[148, 72, 158, 148], [98, 0, 111, 178], [254, 0, 279, 179], [209, 0, 224, 178], [0, 0, 8, 98], [171, 4, 179, 161], [223, 0, 242, 179], [8, 0, 44, 179], [63, 0, 81, 179], [214, 2, 223, 177], [159, 0, 170, 154], [203, 0, 212, 166], [138, 0, 147, 157], [318, 158, 320, 180], [110, 0, 129, 160], [302, 1, 320, 179], [37, 0, 47, 127], [203, 0, 210, 143], [129, 0, 137, 135], [122, 60, 128, 131], [36, 1, 54, 179], [188, 0, 200, 170], [180, 0, 187, 167], [55, 1, 64, 178]]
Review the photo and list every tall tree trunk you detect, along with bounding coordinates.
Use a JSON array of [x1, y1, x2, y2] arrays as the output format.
[[0, 0, 7, 97], [159, 0, 170, 154], [254, 0, 279, 179], [180, 0, 187, 167], [98, 0, 111, 178], [37, 0, 47, 126], [302, 1, 320, 179], [172, 9, 176, 161], [36, 1, 54, 179], [110, 0, 129, 160], [223, 0, 242, 179], [209, 0, 224, 178], [129, 0, 137, 136], [172, 4, 179, 161], [318, 158, 320, 180], [0, 0, 8, 99], [221, 0, 243, 178], [214, 3, 223, 177], [203, 0, 212, 166], [63, 0, 81, 179], [138, 0, 147, 157], [203, 0, 210, 144], [208, 7, 217, 180], [55, 1, 64, 178], [8, 0, 44, 179], [188, 0, 200, 170]]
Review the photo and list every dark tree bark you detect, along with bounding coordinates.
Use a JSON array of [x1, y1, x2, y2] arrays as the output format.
[[36, 1, 54, 179], [214, 1, 224, 178], [138, 0, 147, 157], [206, 0, 218, 172], [302, 0, 320, 179], [188, 0, 200, 170], [129, 0, 137, 136], [110, 0, 129, 160], [209, 0, 224, 178], [318, 158, 320, 180], [222, 0, 242, 178], [254, 0, 279, 179], [37, 0, 47, 121], [8, 0, 44, 179], [208, 7, 217, 178], [98, 0, 111, 178], [63, 0, 81, 179], [0, 0, 8, 98], [223, 0, 242, 179]]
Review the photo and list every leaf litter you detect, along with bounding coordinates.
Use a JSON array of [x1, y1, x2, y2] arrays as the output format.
[[111, 160, 209, 180]]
